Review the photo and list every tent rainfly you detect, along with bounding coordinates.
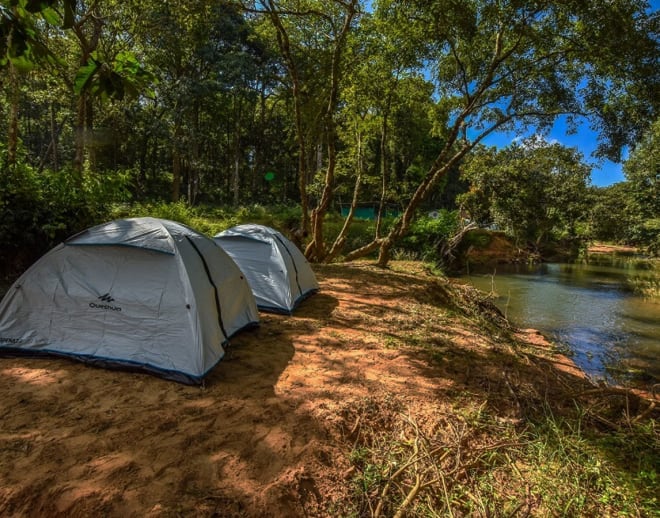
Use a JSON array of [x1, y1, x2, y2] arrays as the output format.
[[213, 224, 319, 314], [0, 217, 259, 384]]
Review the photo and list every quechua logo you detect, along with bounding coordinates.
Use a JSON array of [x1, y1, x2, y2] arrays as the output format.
[[89, 293, 122, 311], [0, 337, 22, 344]]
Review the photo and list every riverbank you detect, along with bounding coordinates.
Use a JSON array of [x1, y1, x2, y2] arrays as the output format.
[[454, 232, 654, 270], [0, 262, 657, 516], [587, 242, 660, 299], [587, 243, 641, 255]]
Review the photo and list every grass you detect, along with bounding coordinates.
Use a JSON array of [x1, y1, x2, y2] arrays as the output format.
[[327, 263, 658, 518], [624, 263, 660, 299], [340, 397, 657, 517], [102, 205, 658, 516], [110, 201, 462, 264], [110, 201, 302, 237]]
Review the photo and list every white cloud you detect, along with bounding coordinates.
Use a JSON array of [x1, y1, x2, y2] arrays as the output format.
[[515, 134, 560, 149]]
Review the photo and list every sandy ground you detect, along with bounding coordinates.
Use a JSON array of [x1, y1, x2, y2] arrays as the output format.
[[0, 263, 606, 517], [587, 243, 640, 255]]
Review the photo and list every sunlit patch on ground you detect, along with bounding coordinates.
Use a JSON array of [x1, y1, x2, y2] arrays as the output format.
[[1, 366, 67, 386]]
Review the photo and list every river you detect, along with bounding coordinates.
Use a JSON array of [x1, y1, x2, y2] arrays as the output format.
[[457, 258, 660, 387]]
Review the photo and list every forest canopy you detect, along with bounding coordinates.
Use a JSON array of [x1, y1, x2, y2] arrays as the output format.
[[1, 0, 659, 268]]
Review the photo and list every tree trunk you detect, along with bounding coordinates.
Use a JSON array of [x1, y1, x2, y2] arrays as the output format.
[[266, 1, 310, 234], [306, 126, 337, 262], [6, 61, 19, 169], [188, 102, 201, 205], [376, 236, 394, 267], [37, 114, 65, 174], [342, 31, 511, 267], [375, 112, 389, 238], [71, 5, 103, 178], [344, 238, 385, 262], [231, 94, 242, 205], [50, 103, 59, 171], [73, 93, 87, 177], [326, 129, 364, 262], [137, 132, 149, 195], [436, 221, 477, 269], [4, 7, 19, 170], [172, 153, 181, 202], [303, 0, 358, 261], [345, 141, 474, 266], [172, 122, 182, 202], [232, 153, 240, 206], [86, 96, 95, 170]]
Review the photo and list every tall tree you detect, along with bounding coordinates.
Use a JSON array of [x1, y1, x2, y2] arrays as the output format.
[[245, 0, 360, 260], [459, 139, 591, 248], [135, 0, 266, 202], [1, 0, 61, 168], [329, 9, 438, 261], [345, 0, 659, 266], [304, 0, 359, 262], [622, 117, 660, 252], [1, 0, 154, 176]]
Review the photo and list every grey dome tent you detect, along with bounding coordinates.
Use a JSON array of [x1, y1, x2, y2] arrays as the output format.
[[213, 224, 319, 314], [0, 217, 259, 384]]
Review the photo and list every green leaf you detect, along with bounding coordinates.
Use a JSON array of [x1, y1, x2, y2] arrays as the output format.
[[74, 59, 99, 95], [40, 7, 60, 25], [10, 54, 35, 72], [114, 50, 140, 74]]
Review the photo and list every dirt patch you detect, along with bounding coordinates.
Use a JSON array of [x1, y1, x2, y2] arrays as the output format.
[[0, 262, 652, 516], [587, 243, 639, 255], [456, 230, 532, 268]]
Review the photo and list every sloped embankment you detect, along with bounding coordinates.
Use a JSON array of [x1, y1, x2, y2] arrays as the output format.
[[0, 262, 656, 516]]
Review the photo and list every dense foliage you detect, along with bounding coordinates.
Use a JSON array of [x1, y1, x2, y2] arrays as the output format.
[[0, 162, 129, 271], [459, 138, 592, 254], [622, 118, 660, 254], [588, 119, 660, 255], [1, 0, 658, 269]]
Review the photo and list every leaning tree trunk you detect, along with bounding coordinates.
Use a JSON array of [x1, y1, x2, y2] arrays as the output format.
[[375, 144, 473, 267], [375, 110, 390, 239], [437, 221, 477, 268], [344, 137, 473, 267], [326, 129, 364, 262], [303, 0, 358, 262], [344, 31, 512, 268]]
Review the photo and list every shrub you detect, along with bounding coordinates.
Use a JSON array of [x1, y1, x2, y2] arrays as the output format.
[[0, 163, 131, 277], [396, 210, 460, 262]]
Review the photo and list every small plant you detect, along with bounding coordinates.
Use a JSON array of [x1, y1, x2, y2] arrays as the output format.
[[0, 164, 131, 277], [623, 261, 660, 299], [338, 371, 658, 517], [396, 211, 461, 263]]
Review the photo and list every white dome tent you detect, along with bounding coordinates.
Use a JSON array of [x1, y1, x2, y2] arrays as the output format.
[[0, 217, 259, 384], [213, 224, 319, 314]]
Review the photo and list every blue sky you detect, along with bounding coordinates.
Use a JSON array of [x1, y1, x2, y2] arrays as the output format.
[[481, 0, 659, 187], [480, 118, 626, 188], [362, 0, 657, 187]]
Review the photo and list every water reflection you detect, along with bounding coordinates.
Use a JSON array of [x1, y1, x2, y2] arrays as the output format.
[[459, 260, 660, 387]]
